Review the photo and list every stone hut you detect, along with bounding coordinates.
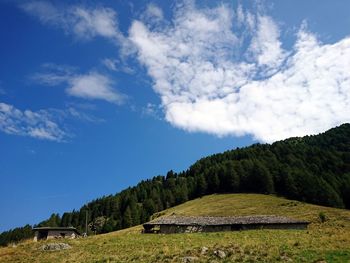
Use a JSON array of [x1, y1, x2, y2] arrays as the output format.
[[143, 215, 309, 234], [33, 227, 80, 241]]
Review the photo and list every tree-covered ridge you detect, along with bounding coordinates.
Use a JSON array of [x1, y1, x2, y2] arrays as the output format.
[[1, 124, 349, 246]]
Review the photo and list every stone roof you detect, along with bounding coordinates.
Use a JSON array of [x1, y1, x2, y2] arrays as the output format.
[[143, 215, 309, 226], [32, 227, 80, 234]]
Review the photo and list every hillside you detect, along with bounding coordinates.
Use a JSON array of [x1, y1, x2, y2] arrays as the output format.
[[1, 194, 350, 262], [1, 123, 350, 246]]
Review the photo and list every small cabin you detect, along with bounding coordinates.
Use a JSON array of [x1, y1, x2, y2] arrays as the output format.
[[33, 227, 80, 241], [143, 215, 309, 234]]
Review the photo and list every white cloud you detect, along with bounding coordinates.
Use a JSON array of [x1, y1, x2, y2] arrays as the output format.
[[142, 103, 163, 120], [20, 1, 128, 45], [34, 66, 124, 104], [68, 72, 123, 104], [142, 3, 164, 23], [20, 1, 63, 25], [102, 58, 119, 71], [130, 2, 350, 142], [248, 15, 287, 72], [236, 4, 245, 25], [0, 103, 67, 141], [32, 64, 75, 86], [0, 102, 103, 141], [66, 107, 103, 123], [72, 7, 119, 40], [101, 58, 135, 74]]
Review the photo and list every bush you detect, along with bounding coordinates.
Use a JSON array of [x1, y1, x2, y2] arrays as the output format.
[[319, 212, 327, 223]]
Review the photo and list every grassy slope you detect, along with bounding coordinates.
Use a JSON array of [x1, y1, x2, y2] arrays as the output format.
[[1, 194, 350, 263]]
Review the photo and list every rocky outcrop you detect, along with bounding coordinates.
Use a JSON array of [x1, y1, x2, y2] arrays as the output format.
[[41, 243, 71, 251]]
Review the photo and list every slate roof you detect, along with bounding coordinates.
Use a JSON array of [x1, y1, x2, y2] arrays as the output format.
[[143, 215, 309, 226], [32, 227, 80, 234]]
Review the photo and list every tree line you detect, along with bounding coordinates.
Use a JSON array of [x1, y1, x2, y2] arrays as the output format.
[[1, 123, 349, 246]]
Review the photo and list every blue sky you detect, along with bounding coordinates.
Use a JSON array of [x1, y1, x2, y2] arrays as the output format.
[[1, 0, 350, 231]]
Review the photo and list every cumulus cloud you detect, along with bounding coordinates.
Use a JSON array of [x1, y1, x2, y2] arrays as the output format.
[[129, 2, 350, 142], [33, 66, 124, 104], [0, 103, 67, 141]]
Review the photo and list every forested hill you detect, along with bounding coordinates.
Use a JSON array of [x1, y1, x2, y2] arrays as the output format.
[[1, 124, 350, 246]]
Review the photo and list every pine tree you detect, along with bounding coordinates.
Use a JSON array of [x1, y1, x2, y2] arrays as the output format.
[[227, 163, 240, 192], [122, 206, 132, 228], [250, 161, 274, 194], [196, 174, 207, 197]]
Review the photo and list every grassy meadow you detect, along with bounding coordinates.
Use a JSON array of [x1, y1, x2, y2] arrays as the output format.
[[1, 194, 350, 262]]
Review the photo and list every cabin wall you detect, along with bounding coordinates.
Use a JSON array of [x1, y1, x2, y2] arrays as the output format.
[[33, 230, 49, 242], [256, 223, 308, 230], [159, 225, 232, 233], [33, 232, 38, 242], [160, 225, 205, 233], [47, 230, 77, 240], [203, 225, 232, 232], [155, 223, 308, 233]]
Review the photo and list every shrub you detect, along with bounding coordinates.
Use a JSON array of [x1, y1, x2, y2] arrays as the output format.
[[319, 212, 327, 223]]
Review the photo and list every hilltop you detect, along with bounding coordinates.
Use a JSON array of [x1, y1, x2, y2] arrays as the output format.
[[1, 194, 350, 262]]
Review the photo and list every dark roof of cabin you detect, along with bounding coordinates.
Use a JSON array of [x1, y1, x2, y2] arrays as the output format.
[[143, 215, 309, 227], [32, 227, 80, 234]]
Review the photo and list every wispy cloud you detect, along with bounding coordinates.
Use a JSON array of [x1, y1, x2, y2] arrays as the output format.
[[142, 103, 163, 120], [140, 3, 164, 25], [101, 58, 135, 74], [129, 2, 350, 142], [248, 15, 288, 73], [33, 65, 125, 104], [72, 6, 120, 40], [0, 102, 103, 141], [32, 63, 75, 86], [20, 1, 63, 25], [20, 1, 119, 40], [102, 58, 119, 72], [68, 72, 124, 104], [145, 3, 163, 20], [66, 107, 104, 123], [0, 102, 68, 142], [20, 1, 132, 54]]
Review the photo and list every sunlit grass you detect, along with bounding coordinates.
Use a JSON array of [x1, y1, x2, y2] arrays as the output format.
[[1, 194, 349, 262]]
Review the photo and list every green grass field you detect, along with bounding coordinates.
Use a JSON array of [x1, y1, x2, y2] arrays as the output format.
[[1, 194, 350, 262]]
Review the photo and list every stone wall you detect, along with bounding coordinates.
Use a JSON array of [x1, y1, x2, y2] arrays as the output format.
[[33, 230, 78, 241], [157, 223, 308, 234], [47, 230, 77, 240]]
